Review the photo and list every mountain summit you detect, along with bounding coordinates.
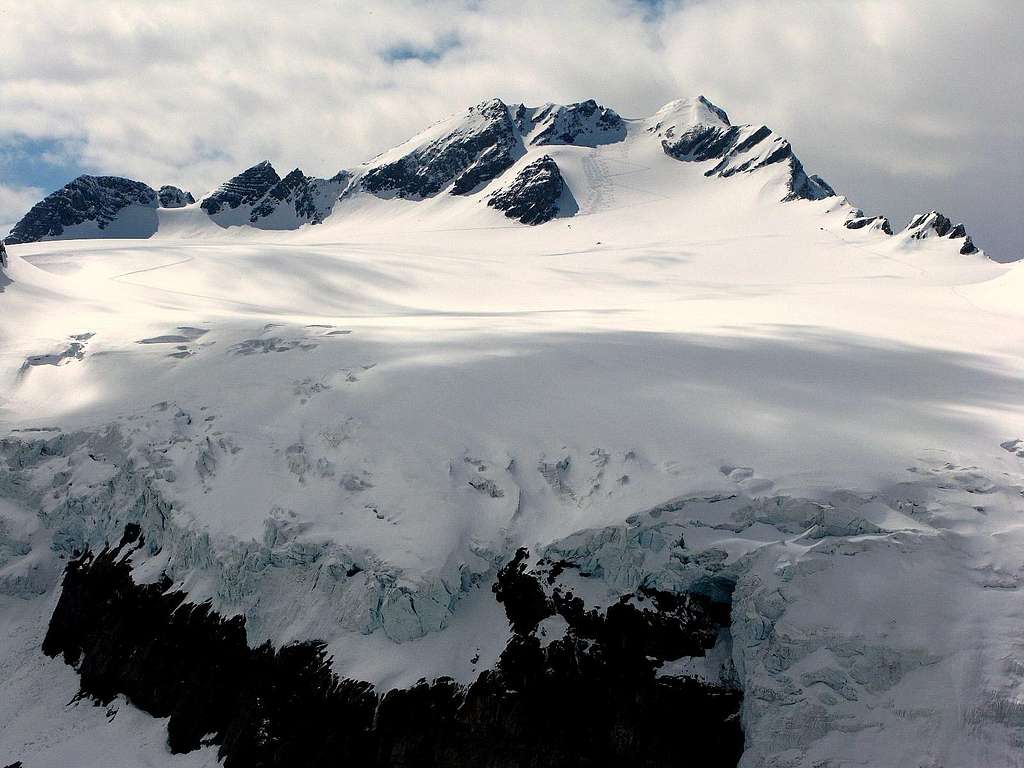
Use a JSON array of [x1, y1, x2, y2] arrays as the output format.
[[4, 95, 984, 258]]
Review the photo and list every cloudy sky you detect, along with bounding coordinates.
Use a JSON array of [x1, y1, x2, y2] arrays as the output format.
[[1, 0, 1020, 259]]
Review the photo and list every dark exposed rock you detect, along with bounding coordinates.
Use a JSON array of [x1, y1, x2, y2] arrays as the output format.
[[250, 169, 349, 225], [6, 176, 159, 244], [519, 99, 626, 147], [845, 214, 893, 235], [290, 171, 351, 223], [661, 123, 745, 162], [0, 240, 8, 292], [907, 211, 953, 238], [362, 98, 520, 199], [657, 109, 834, 202], [157, 185, 195, 208], [201, 163, 348, 226], [44, 529, 743, 768], [959, 236, 978, 255], [487, 155, 568, 225], [200, 161, 281, 215], [904, 211, 980, 254], [250, 168, 308, 221], [492, 547, 552, 633]]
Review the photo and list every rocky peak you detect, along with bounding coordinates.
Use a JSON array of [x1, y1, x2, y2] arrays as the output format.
[[201, 163, 349, 228], [200, 161, 281, 215], [517, 99, 626, 147], [158, 185, 195, 208], [252, 168, 348, 225], [903, 211, 979, 254], [649, 96, 834, 202], [487, 155, 568, 225], [6, 175, 160, 244], [361, 98, 519, 199], [647, 96, 732, 137], [0, 239, 7, 269]]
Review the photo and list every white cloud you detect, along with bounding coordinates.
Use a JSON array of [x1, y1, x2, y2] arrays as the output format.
[[0, 184, 44, 238], [0, 0, 1020, 257]]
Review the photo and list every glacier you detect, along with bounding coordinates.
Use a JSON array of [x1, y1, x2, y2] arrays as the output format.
[[1, 95, 1022, 767]]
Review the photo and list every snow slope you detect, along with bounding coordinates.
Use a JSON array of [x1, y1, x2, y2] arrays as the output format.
[[1, 98, 1022, 767]]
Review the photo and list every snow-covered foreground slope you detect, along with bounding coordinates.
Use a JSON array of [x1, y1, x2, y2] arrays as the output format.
[[2, 101, 1024, 767]]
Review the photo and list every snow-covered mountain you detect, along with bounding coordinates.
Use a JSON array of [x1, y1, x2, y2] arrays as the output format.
[[0, 96, 1020, 768], [5, 175, 194, 244], [3, 97, 985, 260]]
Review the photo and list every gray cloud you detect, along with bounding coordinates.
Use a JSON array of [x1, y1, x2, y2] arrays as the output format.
[[0, 0, 1019, 258]]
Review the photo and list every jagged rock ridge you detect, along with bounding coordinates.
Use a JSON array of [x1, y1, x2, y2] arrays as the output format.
[[487, 155, 569, 225], [361, 98, 521, 199], [201, 162, 349, 228], [515, 99, 626, 147], [904, 211, 978, 254], [2, 96, 989, 256], [199, 161, 281, 215], [649, 96, 835, 202]]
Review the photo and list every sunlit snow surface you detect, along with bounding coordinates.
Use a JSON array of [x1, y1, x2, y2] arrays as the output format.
[[3, 116, 1024, 767]]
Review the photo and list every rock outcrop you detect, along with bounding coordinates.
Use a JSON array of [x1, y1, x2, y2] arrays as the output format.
[[845, 213, 893, 235], [157, 185, 195, 208], [201, 162, 348, 228], [903, 210, 979, 254], [6, 176, 161, 243], [200, 161, 282, 216], [487, 155, 568, 225], [362, 98, 520, 198], [515, 99, 626, 147], [649, 96, 835, 202]]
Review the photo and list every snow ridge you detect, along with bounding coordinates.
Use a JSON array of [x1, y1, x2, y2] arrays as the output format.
[[2, 95, 991, 260]]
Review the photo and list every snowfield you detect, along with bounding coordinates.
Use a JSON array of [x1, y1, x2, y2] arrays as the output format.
[[2, 99, 1024, 767]]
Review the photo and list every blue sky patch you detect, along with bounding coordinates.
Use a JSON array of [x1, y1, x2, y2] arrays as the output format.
[[0, 136, 88, 195], [381, 33, 461, 64]]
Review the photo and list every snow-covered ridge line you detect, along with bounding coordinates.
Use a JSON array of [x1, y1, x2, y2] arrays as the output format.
[[4, 94, 992, 257], [844, 207, 980, 255], [12, 94, 991, 250]]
